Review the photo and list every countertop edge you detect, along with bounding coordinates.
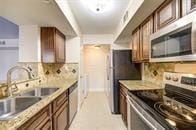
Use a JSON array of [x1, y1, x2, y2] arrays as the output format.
[[119, 80, 164, 91], [0, 79, 78, 130]]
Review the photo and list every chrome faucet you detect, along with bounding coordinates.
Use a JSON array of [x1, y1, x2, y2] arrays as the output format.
[[7, 66, 34, 96]]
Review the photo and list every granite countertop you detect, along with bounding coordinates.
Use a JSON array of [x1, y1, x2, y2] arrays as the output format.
[[119, 80, 164, 91], [0, 79, 77, 130]]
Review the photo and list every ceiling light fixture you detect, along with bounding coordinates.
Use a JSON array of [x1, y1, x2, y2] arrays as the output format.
[[94, 45, 101, 49], [81, 0, 113, 14]]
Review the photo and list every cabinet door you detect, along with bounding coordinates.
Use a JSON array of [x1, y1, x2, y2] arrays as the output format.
[[120, 91, 125, 121], [53, 101, 69, 130], [182, 0, 196, 16], [132, 28, 140, 62], [119, 86, 128, 127], [124, 94, 127, 127], [55, 30, 65, 63], [40, 120, 52, 130], [155, 0, 180, 30], [41, 27, 65, 63], [140, 16, 153, 61], [19, 105, 52, 130], [41, 27, 56, 63]]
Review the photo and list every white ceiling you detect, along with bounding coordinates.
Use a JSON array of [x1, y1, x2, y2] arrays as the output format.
[[67, 0, 130, 34], [0, 0, 76, 35]]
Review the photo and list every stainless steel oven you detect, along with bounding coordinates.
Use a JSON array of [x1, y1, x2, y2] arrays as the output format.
[[150, 11, 196, 62], [127, 95, 165, 130]]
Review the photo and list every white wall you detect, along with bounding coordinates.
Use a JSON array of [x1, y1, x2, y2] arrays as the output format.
[[114, 0, 144, 41], [82, 34, 113, 45], [0, 47, 18, 81], [55, 0, 81, 36], [112, 42, 131, 50], [0, 17, 19, 81], [84, 45, 110, 91], [19, 25, 41, 62], [66, 36, 80, 63]]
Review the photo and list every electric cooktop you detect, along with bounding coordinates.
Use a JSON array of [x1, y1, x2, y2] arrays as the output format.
[[128, 72, 196, 130]]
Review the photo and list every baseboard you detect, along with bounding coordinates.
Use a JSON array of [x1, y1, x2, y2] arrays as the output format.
[[89, 88, 104, 92]]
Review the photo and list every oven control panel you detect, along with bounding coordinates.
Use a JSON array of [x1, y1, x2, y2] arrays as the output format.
[[181, 77, 196, 86], [164, 72, 196, 91]]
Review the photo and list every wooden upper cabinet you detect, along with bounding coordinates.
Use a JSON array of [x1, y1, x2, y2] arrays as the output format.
[[132, 28, 140, 62], [182, 0, 196, 16], [155, 0, 180, 31], [140, 16, 153, 61], [41, 27, 66, 63]]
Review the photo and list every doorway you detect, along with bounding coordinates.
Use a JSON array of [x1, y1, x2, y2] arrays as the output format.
[[83, 44, 110, 92]]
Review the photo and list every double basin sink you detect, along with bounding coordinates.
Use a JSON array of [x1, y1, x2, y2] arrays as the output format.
[[0, 87, 59, 120]]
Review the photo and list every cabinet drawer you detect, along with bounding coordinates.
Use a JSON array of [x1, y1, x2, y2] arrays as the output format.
[[19, 105, 52, 130], [120, 84, 128, 95], [52, 90, 68, 113]]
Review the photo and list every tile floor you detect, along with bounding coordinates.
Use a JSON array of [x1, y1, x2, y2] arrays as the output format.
[[69, 92, 127, 130]]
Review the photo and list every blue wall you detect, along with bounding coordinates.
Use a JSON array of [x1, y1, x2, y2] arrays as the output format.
[[0, 17, 19, 39]]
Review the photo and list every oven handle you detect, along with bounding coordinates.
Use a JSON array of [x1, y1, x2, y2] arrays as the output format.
[[127, 96, 158, 130]]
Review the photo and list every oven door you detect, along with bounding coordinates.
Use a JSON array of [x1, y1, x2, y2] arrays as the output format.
[[127, 96, 165, 130]]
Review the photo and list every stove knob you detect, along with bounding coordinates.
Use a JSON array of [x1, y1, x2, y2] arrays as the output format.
[[165, 75, 171, 80], [166, 101, 171, 106], [172, 77, 179, 82]]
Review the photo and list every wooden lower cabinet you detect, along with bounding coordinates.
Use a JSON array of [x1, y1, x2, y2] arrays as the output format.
[[19, 91, 69, 130], [19, 105, 52, 130], [53, 101, 69, 130], [41, 120, 53, 130], [119, 84, 128, 127]]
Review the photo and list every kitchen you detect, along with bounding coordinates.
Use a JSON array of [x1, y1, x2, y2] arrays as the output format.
[[0, 0, 196, 130]]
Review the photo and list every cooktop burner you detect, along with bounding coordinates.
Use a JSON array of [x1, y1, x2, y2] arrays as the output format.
[[173, 97, 196, 109], [154, 102, 196, 125]]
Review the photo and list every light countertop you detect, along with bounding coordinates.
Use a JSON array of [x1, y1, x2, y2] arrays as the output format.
[[0, 79, 77, 130], [119, 80, 164, 91]]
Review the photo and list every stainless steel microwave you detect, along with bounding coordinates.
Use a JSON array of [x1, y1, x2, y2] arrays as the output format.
[[150, 12, 196, 62]]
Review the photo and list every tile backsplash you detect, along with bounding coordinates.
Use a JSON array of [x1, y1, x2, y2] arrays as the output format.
[[39, 63, 79, 83], [143, 62, 196, 85], [0, 62, 79, 97]]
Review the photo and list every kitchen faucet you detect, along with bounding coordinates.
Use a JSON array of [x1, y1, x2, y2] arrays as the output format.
[[7, 66, 34, 96]]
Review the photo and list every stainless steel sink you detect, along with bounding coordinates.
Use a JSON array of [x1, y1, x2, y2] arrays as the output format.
[[0, 97, 42, 120], [19, 87, 59, 97]]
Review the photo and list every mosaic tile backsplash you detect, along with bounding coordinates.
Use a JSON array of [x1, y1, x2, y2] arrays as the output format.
[[143, 62, 196, 85], [0, 63, 79, 97]]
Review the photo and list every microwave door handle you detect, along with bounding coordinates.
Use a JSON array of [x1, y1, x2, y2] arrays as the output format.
[[127, 97, 158, 130], [164, 37, 168, 57]]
